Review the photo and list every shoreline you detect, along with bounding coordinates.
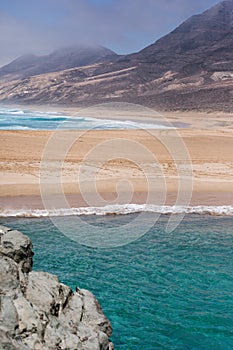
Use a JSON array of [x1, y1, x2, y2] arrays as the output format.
[[1, 191, 233, 212], [1, 108, 233, 210], [1, 191, 233, 218], [1, 102, 233, 130]]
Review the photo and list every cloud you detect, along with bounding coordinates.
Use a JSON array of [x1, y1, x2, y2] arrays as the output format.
[[0, 0, 220, 66], [0, 12, 56, 66]]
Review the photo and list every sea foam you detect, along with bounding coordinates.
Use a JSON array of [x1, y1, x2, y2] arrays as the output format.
[[0, 107, 171, 130], [1, 204, 233, 217]]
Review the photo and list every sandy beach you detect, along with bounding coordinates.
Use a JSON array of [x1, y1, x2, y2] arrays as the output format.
[[1, 110, 233, 210]]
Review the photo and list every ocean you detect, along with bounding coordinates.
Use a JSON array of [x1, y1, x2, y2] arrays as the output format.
[[1, 214, 233, 349], [0, 107, 170, 130]]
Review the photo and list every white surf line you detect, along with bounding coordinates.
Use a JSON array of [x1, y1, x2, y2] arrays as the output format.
[[1, 204, 233, 217]]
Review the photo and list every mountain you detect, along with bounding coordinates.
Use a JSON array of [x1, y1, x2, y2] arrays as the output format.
[[0, 0, 232, 111], [0, 45, 117, 82], [133, 0, 233, 74]]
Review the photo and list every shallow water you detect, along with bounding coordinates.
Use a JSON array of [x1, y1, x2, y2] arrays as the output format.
[[2, 214, 233, 349], [0, 107, 169, 130]]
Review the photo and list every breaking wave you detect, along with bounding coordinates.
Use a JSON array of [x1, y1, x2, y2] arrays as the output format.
[[1, 204, 233, 217], [0, 125, 32, 130], [0, 109, 25, 115], [0, 106, 172, 130]]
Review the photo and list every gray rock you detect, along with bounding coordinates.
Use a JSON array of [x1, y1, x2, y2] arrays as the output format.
[[79, 289, 112, 337], [0, 229, 33, 273], [0, 296, 19, 336], [0, 225, 113, 350], [0, 225, 11, 235], [13, 296, 41, 335], [0, 328, 30, 350], [59, 292, 83, 328], [0, 256, 20, 296], [26, 271, 73, 316]]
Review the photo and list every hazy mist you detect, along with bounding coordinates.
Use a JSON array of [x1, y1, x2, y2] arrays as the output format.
[[0, 0, 220, 67]]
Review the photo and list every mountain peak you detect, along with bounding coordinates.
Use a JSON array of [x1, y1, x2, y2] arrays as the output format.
[[135, 0, 233, 69], [0, 45, 117, 81], [195, 0, 233, 29], [215, 0, 233, 10]]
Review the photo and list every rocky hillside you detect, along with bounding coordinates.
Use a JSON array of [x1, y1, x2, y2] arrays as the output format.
[[0, 0, 232, 111], [133, 0, 233, 73], [0, 225, 114, 350]]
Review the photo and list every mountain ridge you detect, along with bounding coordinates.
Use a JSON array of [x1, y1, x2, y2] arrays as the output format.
[[0, 45, 117, 82]]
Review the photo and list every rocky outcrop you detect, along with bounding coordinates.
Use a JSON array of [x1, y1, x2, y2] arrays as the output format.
[[0, 225, 113, 350]]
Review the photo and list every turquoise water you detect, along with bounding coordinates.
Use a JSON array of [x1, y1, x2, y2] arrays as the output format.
[[2, 214, 233, 349], [0, 107, 169, 130]]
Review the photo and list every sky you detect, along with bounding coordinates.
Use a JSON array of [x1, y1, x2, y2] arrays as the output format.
[[0, 0, 220, 67]]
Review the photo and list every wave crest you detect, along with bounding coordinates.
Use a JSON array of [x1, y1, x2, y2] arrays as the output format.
[[1, 204, 233, 218]]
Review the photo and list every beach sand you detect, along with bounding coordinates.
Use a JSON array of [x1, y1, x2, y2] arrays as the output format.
[[1, 119, 233, 209]]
